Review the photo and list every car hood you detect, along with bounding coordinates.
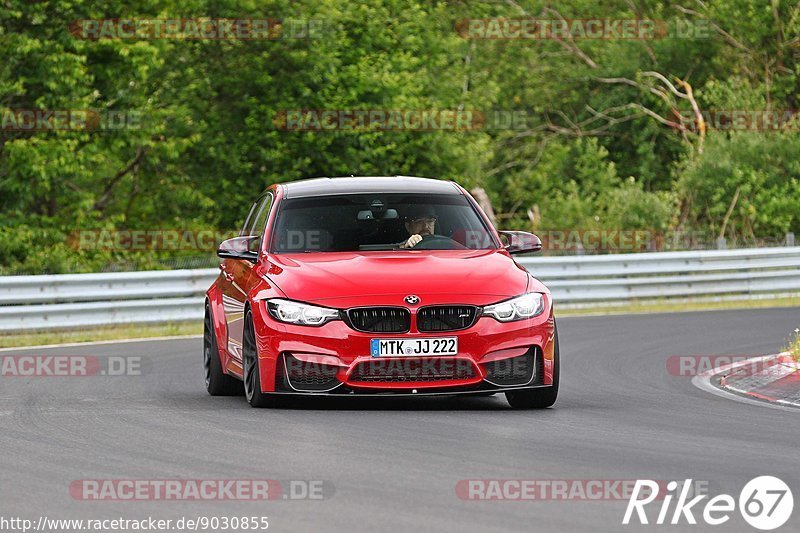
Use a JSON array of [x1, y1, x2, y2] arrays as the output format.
[[264, 249, 544, 307]]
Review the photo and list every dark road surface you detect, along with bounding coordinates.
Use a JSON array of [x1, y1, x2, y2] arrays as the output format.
[[2, 307, 799, 532]]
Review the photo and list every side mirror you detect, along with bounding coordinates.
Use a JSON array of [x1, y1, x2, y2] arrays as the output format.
[[217, 236, 259, 262], [498, 231, 542, 254]]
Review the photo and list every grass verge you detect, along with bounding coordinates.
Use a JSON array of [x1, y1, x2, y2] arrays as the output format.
[[787, 328, 800, 362], [0, 322, 202, 349]]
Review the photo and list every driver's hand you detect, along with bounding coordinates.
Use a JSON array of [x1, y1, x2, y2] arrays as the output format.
[[402, 234, 423, 248]]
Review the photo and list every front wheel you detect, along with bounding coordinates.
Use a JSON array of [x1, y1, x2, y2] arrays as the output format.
[[506, 321, 560, 409]]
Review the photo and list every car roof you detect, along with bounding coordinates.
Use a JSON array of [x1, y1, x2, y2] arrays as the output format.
[[281, 176, 461, 199]]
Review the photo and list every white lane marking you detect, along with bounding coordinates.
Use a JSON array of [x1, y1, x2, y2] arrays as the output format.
[[691, 353, 800, 413], [0, 335, 202, 352]]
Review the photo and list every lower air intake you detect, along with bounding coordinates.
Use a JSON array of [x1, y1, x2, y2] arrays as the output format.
[[483, 348, 536, 387], [283, 354, 340, 392]]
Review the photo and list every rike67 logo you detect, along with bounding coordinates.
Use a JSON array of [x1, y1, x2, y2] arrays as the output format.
[[623, 476, 794, 530]]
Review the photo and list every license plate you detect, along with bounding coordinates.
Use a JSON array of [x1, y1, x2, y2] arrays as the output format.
[[370, 337, 458, 357]]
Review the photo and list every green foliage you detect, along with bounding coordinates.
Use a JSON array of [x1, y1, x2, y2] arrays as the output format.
[[677, 131, 800, 240], [1, 0, 798, 273]]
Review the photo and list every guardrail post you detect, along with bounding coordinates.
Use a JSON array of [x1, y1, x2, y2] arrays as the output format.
[[787, 232, 796, 247], [716, 237, 727, 250]]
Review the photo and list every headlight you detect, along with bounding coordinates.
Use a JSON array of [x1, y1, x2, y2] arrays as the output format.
[[482, 293, 545, 322], [267, 299, 340, 326]]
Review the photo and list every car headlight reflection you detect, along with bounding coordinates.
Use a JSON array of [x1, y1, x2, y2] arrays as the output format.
[[267, 298, 340, 326], [482, 293, 545, 322]]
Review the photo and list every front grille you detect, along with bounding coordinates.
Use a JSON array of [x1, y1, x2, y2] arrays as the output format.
[[350, 358, 476, 383], [346, 307, 410, 333], [417, 305, 478, 332], [483, 349, 536, 386], [283, 354, 340, 391]]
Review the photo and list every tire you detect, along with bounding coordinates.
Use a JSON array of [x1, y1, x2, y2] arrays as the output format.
[[242, 309, 280, 408], [505, 321, 560, 409], [204, 303, 241, 396]]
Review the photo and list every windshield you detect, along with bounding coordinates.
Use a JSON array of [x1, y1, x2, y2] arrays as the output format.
[[271, 193, 497, 252]]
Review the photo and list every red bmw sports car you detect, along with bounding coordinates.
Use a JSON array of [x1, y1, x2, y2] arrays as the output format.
[[204, 176, 559, 408]]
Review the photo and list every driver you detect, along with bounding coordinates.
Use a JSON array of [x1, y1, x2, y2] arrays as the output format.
[[399, 204, 438, 248]]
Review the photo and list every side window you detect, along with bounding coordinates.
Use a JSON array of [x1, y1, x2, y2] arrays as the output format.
[[248, 193, 274, 249], [239, 200, 260, 237]]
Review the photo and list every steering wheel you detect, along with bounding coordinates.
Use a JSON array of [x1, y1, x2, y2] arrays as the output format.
[[412, 234, 467, 250]]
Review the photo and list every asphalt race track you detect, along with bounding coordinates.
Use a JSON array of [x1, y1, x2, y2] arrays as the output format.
[[2, 307, 799, 532]]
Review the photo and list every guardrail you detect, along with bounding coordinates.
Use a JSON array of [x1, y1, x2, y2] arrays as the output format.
[[516, 247, 800, 303], [1, 246, 799, 331]]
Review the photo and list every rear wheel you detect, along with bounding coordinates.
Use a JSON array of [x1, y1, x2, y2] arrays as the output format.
[[506, 322, 560, 409], [242, 309, 280, 408], [204, 303, 241, 396]]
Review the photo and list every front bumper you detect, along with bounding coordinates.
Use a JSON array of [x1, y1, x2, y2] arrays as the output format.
[[252, 299, 556, 394]]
